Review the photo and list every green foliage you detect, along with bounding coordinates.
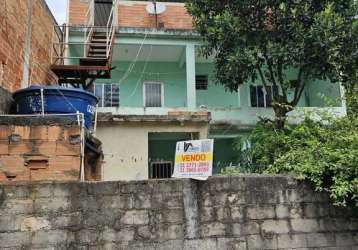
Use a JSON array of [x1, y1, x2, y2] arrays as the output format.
[[186, 0, 358, 126], [238, 116, 358, 208], [346, 81, 358, 117], [218, 166, 245, 176]]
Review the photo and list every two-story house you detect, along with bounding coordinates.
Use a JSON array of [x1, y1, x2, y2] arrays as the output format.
[[58, 0, 346, 181]]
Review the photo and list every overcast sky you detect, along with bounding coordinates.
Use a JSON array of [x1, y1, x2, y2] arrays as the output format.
[[45, 0, 67, 24]]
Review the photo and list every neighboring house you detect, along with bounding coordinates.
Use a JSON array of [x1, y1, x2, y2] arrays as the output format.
[[0, 0, 60, 113], [62, 0, 346, 181]]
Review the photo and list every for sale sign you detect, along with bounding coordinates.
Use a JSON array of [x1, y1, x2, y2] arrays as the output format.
[[172, 139, 214, 180]]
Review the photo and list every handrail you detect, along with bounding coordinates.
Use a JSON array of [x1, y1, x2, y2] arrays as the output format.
[[51, 0, 118, 65], [106, 0, 118, 59], [84, 0, 95, 57]]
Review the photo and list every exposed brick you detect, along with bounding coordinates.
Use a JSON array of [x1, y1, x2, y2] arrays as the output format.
[[68, 0, 193, 30], [0, 0, 58, 92]]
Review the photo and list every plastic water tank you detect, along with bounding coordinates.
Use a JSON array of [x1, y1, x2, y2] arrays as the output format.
[[13, 85, 98, 128]]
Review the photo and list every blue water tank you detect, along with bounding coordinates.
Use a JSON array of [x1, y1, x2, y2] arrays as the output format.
[[13, 85, 98, 128]]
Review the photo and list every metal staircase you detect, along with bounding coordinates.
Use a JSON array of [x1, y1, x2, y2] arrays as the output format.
[[51, 0, 117, 90]]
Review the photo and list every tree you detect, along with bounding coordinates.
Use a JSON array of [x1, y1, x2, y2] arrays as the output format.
[[186, 0, 358, 128]]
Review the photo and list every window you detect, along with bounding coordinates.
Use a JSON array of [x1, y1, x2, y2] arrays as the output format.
[[250, 85, 279, 108], [143, 82, 163, 107], [93, 83, 120, 107], [149, 161, 173, 179], [196, 75, 208, 90]]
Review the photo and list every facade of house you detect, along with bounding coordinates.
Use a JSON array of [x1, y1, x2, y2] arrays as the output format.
[[64, 0, 346, 181]]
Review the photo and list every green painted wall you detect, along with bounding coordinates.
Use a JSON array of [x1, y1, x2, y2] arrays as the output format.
[[97, 61, 187, 107], [196, 64, 240, 108], [148, 132, 194, 162], [67, 34, 343, 109], [306, 80, 342, 107]]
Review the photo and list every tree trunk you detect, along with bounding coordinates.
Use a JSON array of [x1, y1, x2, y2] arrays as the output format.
[[273, 106, 291, 129]]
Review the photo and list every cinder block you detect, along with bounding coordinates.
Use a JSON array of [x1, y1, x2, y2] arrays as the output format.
[[291, 218, 320, 233], [246, 205, 276, 220], [0, 156, 26, 170], [56, 141, 81, 156], [120, 210, 149, 225], [232, 222, 260, 236], [306, 233, 336, 248], [12, 126, 31, 140], [0, 140, 9, 155], [0, 126, 11, 139], [8, 141, 33, 155], [247, 234, 278, 250], [63, 126, 81, 140], [37, 141, 57, 156], [277, 234, 307, 249], [48, 156, 80, 171], [261, 219, 290, 234], [216, 237, 247, 250], [29, 126, 48, 140], [276, 204, 290, 219], [200, 222, 226, 237], [48, 126, 63, 141]]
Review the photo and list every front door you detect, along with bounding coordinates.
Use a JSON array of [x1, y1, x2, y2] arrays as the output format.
[[94, 0, 113, 26]]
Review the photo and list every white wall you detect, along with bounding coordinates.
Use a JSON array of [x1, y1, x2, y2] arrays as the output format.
[[96, 122, 209, 181]]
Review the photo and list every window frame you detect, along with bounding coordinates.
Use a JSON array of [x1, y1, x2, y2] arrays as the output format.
[[195, 75, 209, 90], [93, 83, 120, 108], [143, 81, 164, 108], [249, 85, 279, 108]]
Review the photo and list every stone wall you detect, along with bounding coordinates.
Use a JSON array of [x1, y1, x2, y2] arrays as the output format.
[[0, 176, 357, 249]]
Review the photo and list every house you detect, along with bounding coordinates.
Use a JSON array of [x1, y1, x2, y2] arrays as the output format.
[[59, 0, 346, 181]]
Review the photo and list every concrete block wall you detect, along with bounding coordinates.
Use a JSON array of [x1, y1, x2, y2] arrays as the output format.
[[0, 125, 81, 182], [0, 176, 357, 249]]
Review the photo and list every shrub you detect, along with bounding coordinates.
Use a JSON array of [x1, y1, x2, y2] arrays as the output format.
[[236, 115, 358, 208]]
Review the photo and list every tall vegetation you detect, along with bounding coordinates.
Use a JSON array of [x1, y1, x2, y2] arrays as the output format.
[[186, 0, 358, 128]]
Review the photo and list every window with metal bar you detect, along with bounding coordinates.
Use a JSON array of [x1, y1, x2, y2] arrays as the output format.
[[250, 85, 279, 108], [149, 161, 173, 179], [196, 75, 208, 90], [93, 83, 120, 107], [144, 82, 163, 107]]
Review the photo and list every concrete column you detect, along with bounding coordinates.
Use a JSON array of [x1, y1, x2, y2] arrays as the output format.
[[186, 44, 196, 110], [21, 0, 33, 88]]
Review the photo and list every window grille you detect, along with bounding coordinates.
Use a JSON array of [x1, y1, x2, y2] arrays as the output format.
[[144, 82, 163, 107], [250, 85, 279, 108], [94, 83, 120, 107], [196, 75, 208, 90], [149, 161, 173, 179]]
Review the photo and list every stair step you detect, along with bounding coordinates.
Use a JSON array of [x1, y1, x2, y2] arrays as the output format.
[[88, 53, 107, 57], [90, 44, 107, 48], [89, 49, 106, 52], [93, 32, 107, 36], [92, 35, 107, 39], [91, 39, 107, 43], [87, 55, 107, 58]]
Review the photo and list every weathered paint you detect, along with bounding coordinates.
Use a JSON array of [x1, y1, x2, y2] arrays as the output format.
[[186, 44, 196, 110], [96, 122, 208, 181]]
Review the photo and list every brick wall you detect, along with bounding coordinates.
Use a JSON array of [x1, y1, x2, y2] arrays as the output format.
[[0, 124, 81, 182], [0, 0, 58, 93], [68, 0, 193, 30], [0, 176, 356, 249]]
